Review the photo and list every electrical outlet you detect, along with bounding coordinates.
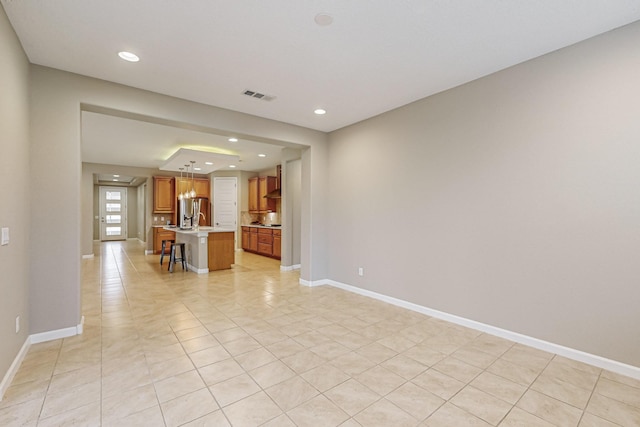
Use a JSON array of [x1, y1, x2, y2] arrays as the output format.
[[1, 227, 9, 246], [15, 316, 20, 333], [358, 267, 364, 276]]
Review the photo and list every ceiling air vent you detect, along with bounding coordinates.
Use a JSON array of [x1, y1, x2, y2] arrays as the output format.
[[242, 89, 276, 102]]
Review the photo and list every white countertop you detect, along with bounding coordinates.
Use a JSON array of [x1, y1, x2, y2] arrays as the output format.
[[164, 226, 235, 237], [242, 224, 282, 229]]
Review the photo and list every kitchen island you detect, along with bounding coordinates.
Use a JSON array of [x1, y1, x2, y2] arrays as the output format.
[[166, 226, 235, 273]]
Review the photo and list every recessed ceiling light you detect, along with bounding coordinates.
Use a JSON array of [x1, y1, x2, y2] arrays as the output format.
[[113, 174, 120, 177], [194, 167, 201, 171], [229, 165, 237, 168], [314, 108, 326, 115], [314, 13, 334, 26], [113, 179, 118, 182], [258, 154, 266, 158], [205, 162, 213, 165], [228, 137, 238, 142], [118, 51, 139, 62]]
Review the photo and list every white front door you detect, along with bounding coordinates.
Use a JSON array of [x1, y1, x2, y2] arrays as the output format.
[[213, 177, 237, 228], [100, 186, 127, 241]]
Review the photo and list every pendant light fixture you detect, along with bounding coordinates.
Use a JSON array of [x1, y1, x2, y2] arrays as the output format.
[[189, 160, 197, 198], [182, 164, 190, 199], [177, 167, 184, 200]]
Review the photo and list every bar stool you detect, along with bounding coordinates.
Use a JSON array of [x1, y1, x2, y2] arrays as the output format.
[[168, 242, 187, 273], [159, 239, 174, 266]]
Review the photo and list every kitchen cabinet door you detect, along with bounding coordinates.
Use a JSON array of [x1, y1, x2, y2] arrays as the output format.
[[248, 177, 259, 213], [241, 227, 250, 250], [258, 176, 277, 212], [153, 228, 176, 254], [249, 228, 258, 252], [273, 229, 281, 259], [153, 177, 175, 213]]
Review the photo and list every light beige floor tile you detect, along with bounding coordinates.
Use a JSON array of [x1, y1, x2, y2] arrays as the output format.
[[40, 379, 101, 419], [161, 388, 219, 427], [101, 360, 153, 397], [422, 402, 492, 427], [148, 354, 195, 382], [355, 342, 398, 364], [266, 338, 306, 358], [402, 345, 446, 367], [181, 334, 220, 354], [470, 371, 527, 405], [600, 369, 640, 389], [180, 409, 231, 426], [252, 328, 289, 346], [541, 359, 600, 391], [432, 356, 482, 384], [385, 381, 445, 420], [532, 373, 593, 409], [381, 354, 429, 380], [222, 391, 283, 427], [189, 344, 231, 368], [329, 351, 376, 376], [265, 375, 319, 411], [153, 369, 206, 403], [281, 349, 327, 374], [355, 365, 406, 396], [499, 407, 556, 427], [46, 364, 101, 394], [452, 346, 499, 369], [0, 379, 49, 409], [450, 385, 513, 425], [309, 341, 351, 359], [354, 398, 417, 427], [292, 330, 333, 348], [249, 360, 296, 389], [586, 392, 640, 426], [487, 358, 541, 386], [332, 331, 374, 350], [175, 325, 210, 342], [376, 335, 416, 353], [102, 384, 158, 424], [301, 363, 351, 393], [517, 389, 583, 427], [287, 394, 349, 427], [594, 377, 640, 408], [209, 373, 261, 407], [145, 342, 188, 365], [234, 346, 278, 371], [37, 402, 101, 427], [222, 336, 263, 356], [102, 404, 165, 427], [325, 378, 381, 416], [261, 413, 297, 427], [0, 397, 41, 426], [411, 369, 466, 400], [500, 344, 553, 373]]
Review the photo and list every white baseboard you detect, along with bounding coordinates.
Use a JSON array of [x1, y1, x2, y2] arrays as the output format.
[[81, 254, 94, 259], [187, 264, 209, 274], [1, 317, 85, 400], [30, 319, 84, 344], [145, 249, 155, 255], [280, 264, 301, 272], [306, 277, 640, 380], [0, 338, 30, 401]]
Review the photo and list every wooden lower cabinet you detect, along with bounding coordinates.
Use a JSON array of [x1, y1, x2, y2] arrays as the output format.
[[242, 226, 280, 259], [273, 229, 281, 258], [153, 227, 176, 254]]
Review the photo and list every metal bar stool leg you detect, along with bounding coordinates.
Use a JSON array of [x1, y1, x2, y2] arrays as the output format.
[[168, 243, 176, 273]]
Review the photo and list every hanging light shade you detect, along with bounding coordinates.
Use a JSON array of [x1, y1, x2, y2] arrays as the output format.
[[189, 160, 197, 198], [182, 164, 190, 199], [177, 167, 184, 200]]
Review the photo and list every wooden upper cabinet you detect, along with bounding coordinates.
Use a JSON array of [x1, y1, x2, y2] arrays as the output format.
[[258, 176, 277, 212], [175, 177, 210, 199], [248, 176, 277, 213], [248, 177, 259, 213], [153, 176, 175, 213]]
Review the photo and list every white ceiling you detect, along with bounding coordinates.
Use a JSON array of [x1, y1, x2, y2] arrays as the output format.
[[4, 1, 640, 172]]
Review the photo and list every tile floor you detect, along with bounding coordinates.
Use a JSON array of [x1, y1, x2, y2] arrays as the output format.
[[1, 240, 639, 426]]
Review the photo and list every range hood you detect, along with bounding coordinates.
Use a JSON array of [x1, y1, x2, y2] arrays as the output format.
[[264, 164, 282, 198], [264, 188, 281, 199]]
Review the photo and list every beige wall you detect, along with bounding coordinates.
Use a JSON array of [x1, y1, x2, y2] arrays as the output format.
[[30, 66, 328, 337], [328, 21, 640, 367], [0, 4, 31, 388]]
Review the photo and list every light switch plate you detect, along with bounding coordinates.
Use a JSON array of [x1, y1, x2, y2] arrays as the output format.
[[1, 227, 9, 246]]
